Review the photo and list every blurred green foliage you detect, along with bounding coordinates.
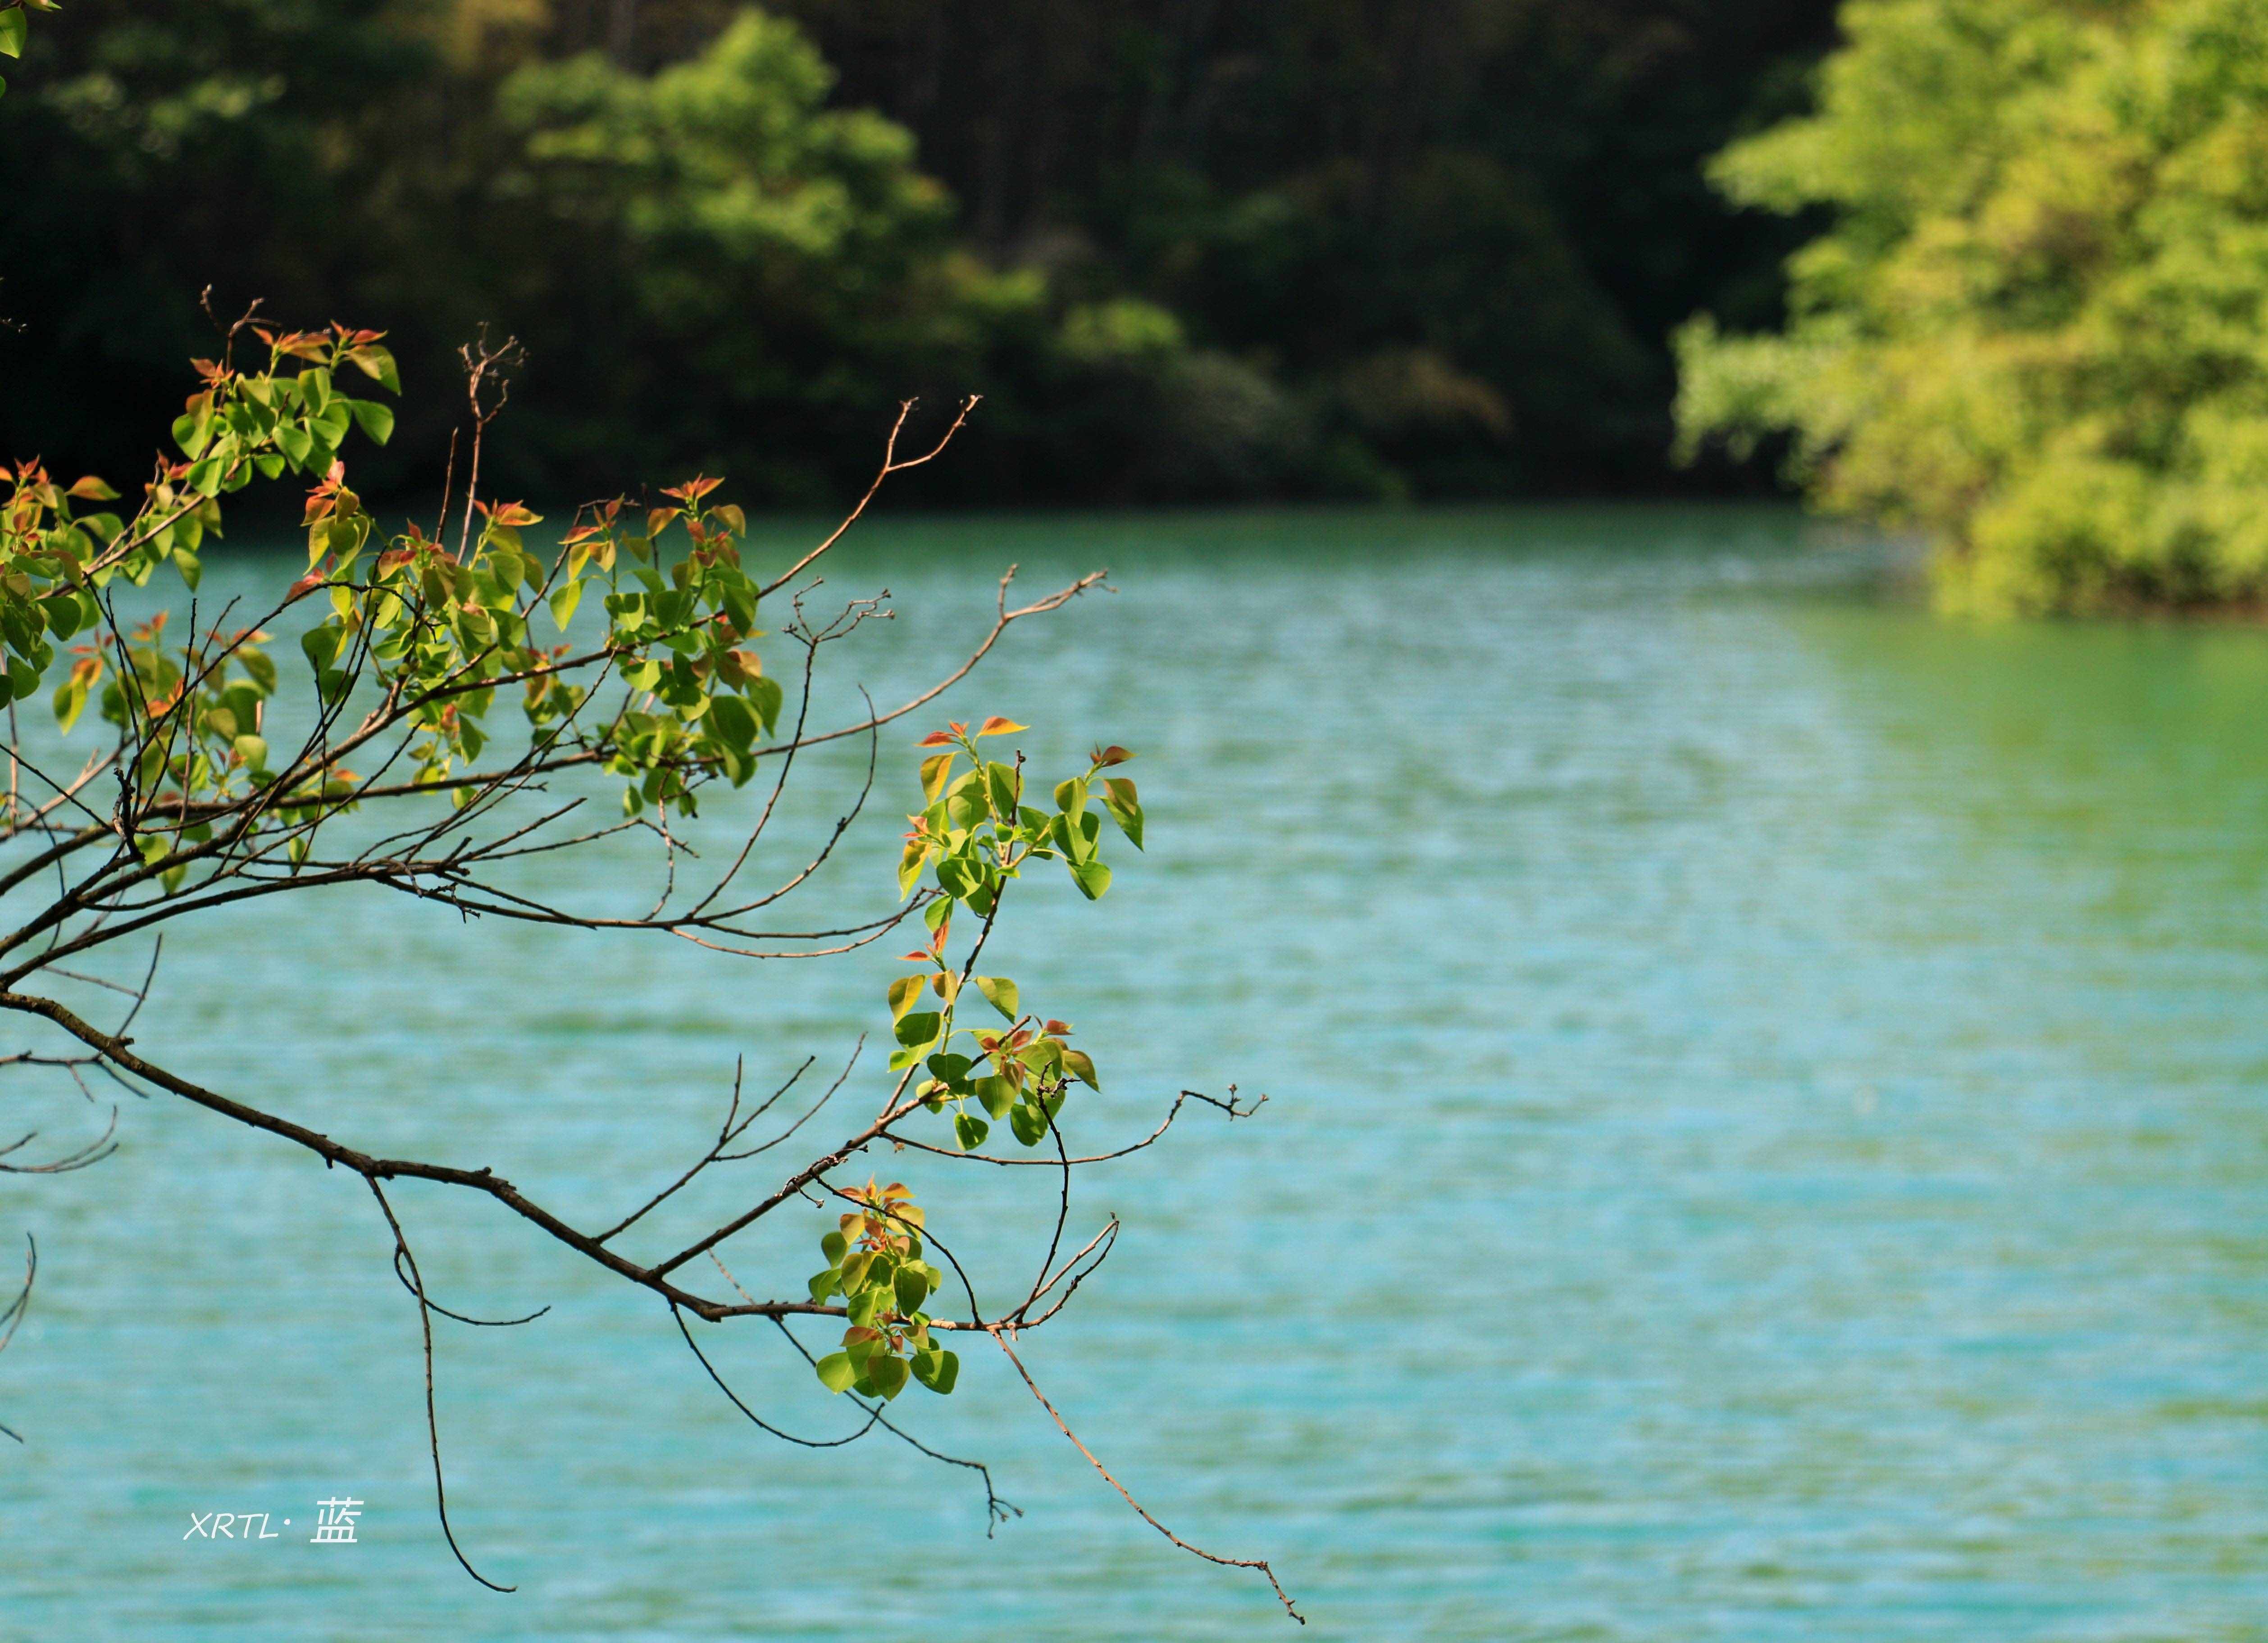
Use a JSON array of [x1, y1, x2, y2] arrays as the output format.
[[0, 0, 1833, 505], [1680, 0, 2268, 614]]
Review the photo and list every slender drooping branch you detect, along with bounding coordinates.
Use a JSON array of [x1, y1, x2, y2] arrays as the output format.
[[0, 1233, 32, 1443], [366, 1177, 515, 1593], [990, 1328, 1304, 1623]]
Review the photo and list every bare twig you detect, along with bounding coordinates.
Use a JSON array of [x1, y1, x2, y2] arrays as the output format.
[[989, 1329, 1301, 1621]]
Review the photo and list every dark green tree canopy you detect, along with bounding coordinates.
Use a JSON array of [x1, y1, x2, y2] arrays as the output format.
[[0, 0, 1837, 503]]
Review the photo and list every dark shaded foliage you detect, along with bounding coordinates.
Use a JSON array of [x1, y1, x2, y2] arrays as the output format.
[[761, 0, 1840, 492], [0, 0, 1837, 505]]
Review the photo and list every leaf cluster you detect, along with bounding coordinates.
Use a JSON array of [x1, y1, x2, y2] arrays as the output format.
[[877, 722, 1136, 1153], [806, 1179, 956, 1402], [0, 318, 811, 882]]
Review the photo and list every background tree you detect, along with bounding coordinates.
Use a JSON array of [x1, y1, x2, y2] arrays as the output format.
[[753, 0, 1842, 493], [0, 0, 1840, 505], [1678, 0, 2268, 614]]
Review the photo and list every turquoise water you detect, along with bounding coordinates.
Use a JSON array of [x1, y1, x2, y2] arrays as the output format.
[[4, 506, 2267, 1640]]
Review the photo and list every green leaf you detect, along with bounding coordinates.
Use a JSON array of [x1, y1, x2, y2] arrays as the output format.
[[274, 421, 312, 468], [920, 752, 955, 803], [1102, 777, 1144, 849], [1009, 1101, 1049, 1147], [953, 1112, 988, 1151], [232, 734, 269, 771], [348, 400, 396, 445], [1069, 859, 1112, 900], [748, 674, 784, 734], [1061, 1048, 1100, 1091], [973, 975, 1020, 1022], [1054, 776, 1087, 815], [346, 345, 400, 394], [547, 578, 583, 632], [867, 1354, 910, 1401], [943, 772, 988, 831], [984, 761, 1020, 820], [705, 692, 757, 750], [920, 1347, 960, 1395], [814, 1352, 857, 1393], [934, 853, 981, 900], [721, 584, 756, 635], [807, 1267, 839, 1302], [894, 1010, 941, 1048], [894, 1262, 932, 1311], [0, 11, 24, 58], [886, 974, 925, 1021]]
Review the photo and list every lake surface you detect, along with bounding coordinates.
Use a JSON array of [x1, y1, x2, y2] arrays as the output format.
[[4, 505, 2266, 1640]]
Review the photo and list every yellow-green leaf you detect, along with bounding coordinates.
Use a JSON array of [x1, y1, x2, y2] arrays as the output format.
[[974, 975, 1020, 1022]]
